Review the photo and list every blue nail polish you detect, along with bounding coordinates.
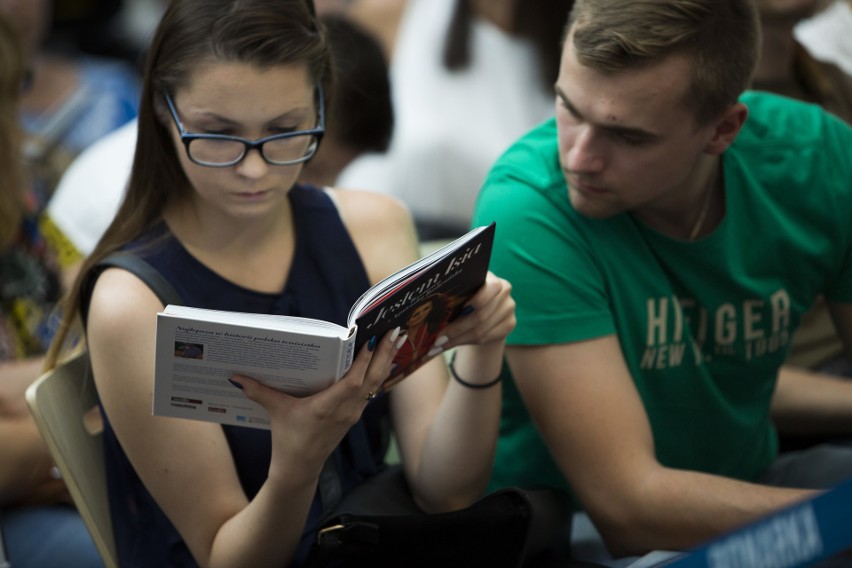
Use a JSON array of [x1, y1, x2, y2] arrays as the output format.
[[227, 378, 244, 390], [367, 335, 378, 351], [450, 305, 476, 322]]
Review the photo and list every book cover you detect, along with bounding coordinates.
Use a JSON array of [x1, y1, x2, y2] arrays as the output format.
[[152, 223, 495, 428], [351, 222, 495, 388]]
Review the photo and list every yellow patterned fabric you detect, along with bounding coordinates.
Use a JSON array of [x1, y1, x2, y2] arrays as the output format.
[[39, 213, 84, 269], [0, 213, 73, 360]]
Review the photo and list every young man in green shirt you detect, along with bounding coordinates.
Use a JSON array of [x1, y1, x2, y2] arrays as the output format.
[[473, 0, 852, 561]]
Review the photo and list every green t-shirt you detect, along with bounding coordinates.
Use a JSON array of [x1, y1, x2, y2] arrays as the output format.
[[473, 91, 852, 494]]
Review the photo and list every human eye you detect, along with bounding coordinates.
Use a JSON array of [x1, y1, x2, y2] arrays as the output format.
[[187, 117, 240, 137], [197, 124, 239, 137], [556, 98, 583, 126], [558, 99, 580, 118], [271, 115, 315, 134], [619, 133, 646, 146], [564, 103, 579, 118], [184, 123, 235, 137], [271, 126, 299, 136], [609, 130, 651, 147]]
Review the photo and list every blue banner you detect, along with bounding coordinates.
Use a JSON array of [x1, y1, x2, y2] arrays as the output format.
[[659, 476, 852, 568]]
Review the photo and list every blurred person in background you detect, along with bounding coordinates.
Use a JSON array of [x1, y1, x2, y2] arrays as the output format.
[[795, 0, 852, 76], [753, 0, 851, 119], [337, 0, 575, 240], [752, 0, 852, 456], [0, 0, 139, 208], [0, 12, 104, 568], [298, 13, 394, 188]]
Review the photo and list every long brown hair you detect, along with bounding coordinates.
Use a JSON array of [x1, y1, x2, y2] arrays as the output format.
[[46, 0, 333, 367], [566, 0, 760, 125], [0, 13, 27, 250]]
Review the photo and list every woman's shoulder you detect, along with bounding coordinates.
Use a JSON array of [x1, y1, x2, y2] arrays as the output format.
[[331, 187, 410, 227], [86, 265, 167, 349], [327, 188, 420, 284]]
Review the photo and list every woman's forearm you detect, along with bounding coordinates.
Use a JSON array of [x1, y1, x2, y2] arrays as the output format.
[[0, 416, 56, 504], [0, 357, 46, 417], [410, 343, 504, 511]]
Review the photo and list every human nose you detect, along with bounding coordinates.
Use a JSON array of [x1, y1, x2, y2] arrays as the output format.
[[234, 146, 269, 178], [565, 126, 605, 174]]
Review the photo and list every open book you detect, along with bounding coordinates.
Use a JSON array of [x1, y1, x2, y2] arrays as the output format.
[[152, 222, 495, 428]]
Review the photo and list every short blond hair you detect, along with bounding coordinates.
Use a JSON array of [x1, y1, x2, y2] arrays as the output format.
[[566, 0, 760, 125]]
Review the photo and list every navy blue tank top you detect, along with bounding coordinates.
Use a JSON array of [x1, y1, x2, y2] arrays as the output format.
[[97, 185, 389, 567]]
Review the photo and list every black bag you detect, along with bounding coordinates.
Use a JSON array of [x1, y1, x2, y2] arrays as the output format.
[[305, 465, 576, 568]]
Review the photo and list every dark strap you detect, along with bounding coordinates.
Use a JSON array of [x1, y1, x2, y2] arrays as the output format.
[[0, 508, 9, 568], [80, 252, 183, 326], [318, 420, 380, 518], [348, 420, 380, 479], [319, 452, 344, 514]]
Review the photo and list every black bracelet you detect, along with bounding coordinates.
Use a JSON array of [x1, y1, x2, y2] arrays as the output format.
[[448, 352, 502, 389]]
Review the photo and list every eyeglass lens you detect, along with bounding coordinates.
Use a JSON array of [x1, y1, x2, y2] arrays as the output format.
[[188, 135, 320, 166]]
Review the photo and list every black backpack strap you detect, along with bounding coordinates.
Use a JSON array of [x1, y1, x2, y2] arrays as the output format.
[[317, 418, 383, 517], [319, 451, 344, 514], [80, 252, 183, 327]]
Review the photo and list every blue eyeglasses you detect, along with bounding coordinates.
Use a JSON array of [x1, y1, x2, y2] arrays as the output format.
[[163, 86, 325, 167]]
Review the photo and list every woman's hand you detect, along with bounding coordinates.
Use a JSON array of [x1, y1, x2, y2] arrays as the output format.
[[228, 326, 403, 484], [438, 272, 515, 353]]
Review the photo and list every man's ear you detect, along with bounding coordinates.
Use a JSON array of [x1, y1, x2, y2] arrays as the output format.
[[704, 102, 748, 155]]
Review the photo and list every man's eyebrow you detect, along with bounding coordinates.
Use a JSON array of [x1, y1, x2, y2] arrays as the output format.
[[554, 85, 661, 141]]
